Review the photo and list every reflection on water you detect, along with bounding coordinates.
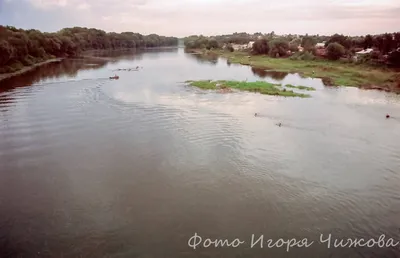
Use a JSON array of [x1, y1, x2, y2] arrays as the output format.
[[1, 48, 400, 258], [186, 53, 219, 65], [85, 47, 178, 57], [251, 67, 288, 80], [0, 59, 107, 93]]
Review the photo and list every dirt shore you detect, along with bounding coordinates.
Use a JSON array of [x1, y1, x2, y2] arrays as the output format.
[[0, 58, 63, 83]]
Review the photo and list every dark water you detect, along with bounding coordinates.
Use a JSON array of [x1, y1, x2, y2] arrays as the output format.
[[1, 48, 400, 258]]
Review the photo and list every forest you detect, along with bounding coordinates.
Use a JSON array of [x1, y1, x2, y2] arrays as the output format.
[[0, 26, 179, 73]]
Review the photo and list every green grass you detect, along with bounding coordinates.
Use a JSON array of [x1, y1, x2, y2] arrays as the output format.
[[185, 80, 310, 98], [285, 84, 316, 91], [194, 49, 399, 92], [186, 80, 217, 89]]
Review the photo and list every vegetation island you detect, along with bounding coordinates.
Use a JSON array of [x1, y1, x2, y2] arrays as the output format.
[[183, 32, 400, 94], [185, 80, 312, 98]]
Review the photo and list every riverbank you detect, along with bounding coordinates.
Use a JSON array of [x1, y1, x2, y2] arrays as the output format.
[[188, 49, 400, 94], [0, 58, 64, 83]]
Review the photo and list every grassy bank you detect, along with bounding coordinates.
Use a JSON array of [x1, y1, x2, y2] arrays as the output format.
[[0, 58, 63, 83], [186, 80, 311, 98], [285, 84, 316, 91], [189, 49, 400, 93]]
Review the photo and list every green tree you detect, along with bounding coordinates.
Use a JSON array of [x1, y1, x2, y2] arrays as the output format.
[[326, 42, 345, 60], [394, 33, 400, 48], [252, 38, 269, 55], [373, 36, 384, 52], [364, 34, 373, 49], [289, 41, 300, 52], [207, 39, 219, 49], [301, 36, 316, 50], [326, 34, 351, 49], [0, 40, 13, 66], [383, 33, 394, 54], [387, 49, 400, 67], [269, 39, 289, 57], [226, 43, 234, 52]]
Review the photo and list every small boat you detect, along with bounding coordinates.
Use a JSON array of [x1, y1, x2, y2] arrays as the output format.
[[109, 75, 119, 80]]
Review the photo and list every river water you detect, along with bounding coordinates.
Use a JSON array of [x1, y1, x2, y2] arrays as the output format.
[[1, 48, 400, 258]]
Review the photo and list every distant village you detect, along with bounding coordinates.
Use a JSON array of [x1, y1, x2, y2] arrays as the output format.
[[184, 32, 400, 66], [226, 39, 377, 61]]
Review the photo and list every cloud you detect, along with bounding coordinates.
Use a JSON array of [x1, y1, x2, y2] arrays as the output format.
[[1, 0, 399, 36], [27, 0, 68, 9], [77, 2, 90, 10]]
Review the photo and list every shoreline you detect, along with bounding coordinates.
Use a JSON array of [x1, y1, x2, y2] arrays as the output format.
[[0, 58, 64, 83], [187, 49, 400, 94], [0, 46, 180, 83]]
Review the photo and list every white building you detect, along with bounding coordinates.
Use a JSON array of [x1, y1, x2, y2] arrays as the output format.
[[355, 48, 374, 55], [247, 41, 255, 49], [353, 48, 374, 61]]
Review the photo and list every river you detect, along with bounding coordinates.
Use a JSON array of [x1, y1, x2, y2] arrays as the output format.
[[1, 48, 400, 258]]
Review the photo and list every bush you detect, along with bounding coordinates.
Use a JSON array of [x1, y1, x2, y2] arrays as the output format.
[[10, 61, 24, 71], [387, 50, 400, 67], [357, 54, 372, 64], [269, 39, 289, 57], [252, 38, 269, 55], [289, 51, 315, 61], [308, 46, 317, 56], [326, 42, 345, 60], [21, 55, 37, 66], [370, 51, 381, 60], [355, 52, 384, 66], [226, 44, 234, 52], [206, 39, 219, 50], [289, 42, 299, 52]]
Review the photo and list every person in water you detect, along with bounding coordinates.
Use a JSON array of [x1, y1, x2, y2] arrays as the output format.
[[254, 113, 257, 117], [277, 123, 282, 127], [386, 114, 390, 119]]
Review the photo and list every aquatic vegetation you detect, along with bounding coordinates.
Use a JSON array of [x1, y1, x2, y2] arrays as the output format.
[[185, 80, 310, 97], [285, 84, 316, 91]]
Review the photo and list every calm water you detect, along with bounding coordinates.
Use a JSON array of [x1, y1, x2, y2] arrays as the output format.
[[1, 48, 400, 258]]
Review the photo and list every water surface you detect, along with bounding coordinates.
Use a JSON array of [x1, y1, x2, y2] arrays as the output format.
[[1, 48, 400, 258]]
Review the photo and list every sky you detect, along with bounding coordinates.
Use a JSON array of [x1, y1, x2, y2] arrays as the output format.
[[0, 0, 399, 37]]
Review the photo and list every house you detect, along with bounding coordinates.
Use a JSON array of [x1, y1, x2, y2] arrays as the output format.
[[225, 42, 254, 51], [316, 42, 325, 49], [231, 43, 248, 51], [353, 48, 374, 61], [356, 48, 373, 55]]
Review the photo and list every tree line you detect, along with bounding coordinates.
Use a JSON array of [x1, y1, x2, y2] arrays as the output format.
[[0, 26, 178, 73], [184, 32, 400, 66]]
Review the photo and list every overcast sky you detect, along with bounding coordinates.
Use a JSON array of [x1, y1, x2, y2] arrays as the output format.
[[0, 0, 399, 37]]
